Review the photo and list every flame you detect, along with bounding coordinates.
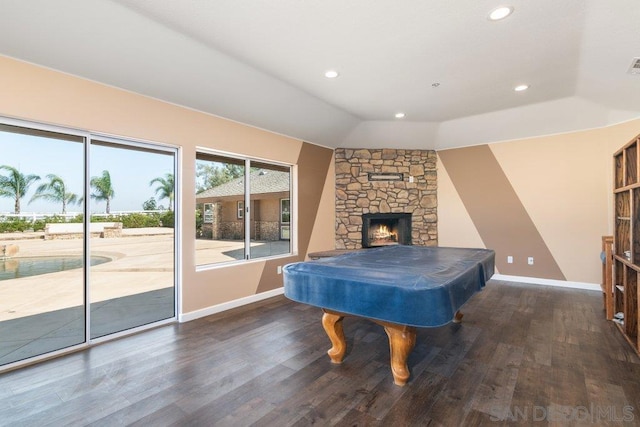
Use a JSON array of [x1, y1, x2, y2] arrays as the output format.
[[371, 224, 397, 242]]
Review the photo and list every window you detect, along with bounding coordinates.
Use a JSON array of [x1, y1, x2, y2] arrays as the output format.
[[237, 201, 244, 219], [203, 203, 213, 223], [280, 198, 290, 240], [281, 198, 290, 223], [195, 151, 293, 266]]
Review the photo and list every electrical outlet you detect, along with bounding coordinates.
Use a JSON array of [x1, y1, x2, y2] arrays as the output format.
[[409, 176, 414, 183], [277, 266, 282, 274], [507, 256, 513, 264], [528, 257, 534, 265]]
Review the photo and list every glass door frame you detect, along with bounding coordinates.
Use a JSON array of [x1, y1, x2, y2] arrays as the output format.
[[0, 116, 90, 371], [0, 116, 180, 372], [86, 133, 180, 345]]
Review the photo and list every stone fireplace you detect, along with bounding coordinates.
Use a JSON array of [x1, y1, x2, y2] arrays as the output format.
[[335, 148, 437, 249], [362, 213, 412, 247]]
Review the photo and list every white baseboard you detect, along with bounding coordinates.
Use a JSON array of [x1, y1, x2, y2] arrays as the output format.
[[491, 274, 601, 292], [179, 275, 600, 322], [179, 287, 285, 323]]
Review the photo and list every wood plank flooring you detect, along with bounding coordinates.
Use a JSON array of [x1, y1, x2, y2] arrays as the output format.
[[1, 280, 639, 426]]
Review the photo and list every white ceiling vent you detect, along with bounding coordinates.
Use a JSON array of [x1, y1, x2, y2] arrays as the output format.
[[628, 57, 640, 75]]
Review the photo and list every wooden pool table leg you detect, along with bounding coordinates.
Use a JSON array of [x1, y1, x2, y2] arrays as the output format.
[[322, 310, 346, 363], [321, 310, 418, 386], [380, 322, 417, 386], [453, 310, 464, 323]]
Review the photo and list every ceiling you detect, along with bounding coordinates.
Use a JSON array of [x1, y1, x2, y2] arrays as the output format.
[[0, 0, 639, 149]]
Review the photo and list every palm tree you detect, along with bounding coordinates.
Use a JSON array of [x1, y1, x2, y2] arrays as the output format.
[[0, 165, 40, 214], [149, 173, 174, 211], [29, 174, 80, 214], [90, 170, 115, 214]]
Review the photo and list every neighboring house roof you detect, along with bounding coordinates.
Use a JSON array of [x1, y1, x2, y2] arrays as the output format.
[[196, 169, 289, 200]]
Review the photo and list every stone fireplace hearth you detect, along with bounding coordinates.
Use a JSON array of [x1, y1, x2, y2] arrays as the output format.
[[335, 148, 437, 249]]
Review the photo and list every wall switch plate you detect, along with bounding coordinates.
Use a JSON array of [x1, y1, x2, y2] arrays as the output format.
[[277, 266, 282, 274], [528, 257, 534, 265], [507, 256, 513, 264]]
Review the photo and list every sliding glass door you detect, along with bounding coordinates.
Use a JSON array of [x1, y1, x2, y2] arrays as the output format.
[[0, 119, 178, 369], [89, 138, 176, 339], [0, 124, 86, 365]]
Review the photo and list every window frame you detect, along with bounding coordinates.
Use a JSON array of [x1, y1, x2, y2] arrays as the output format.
[[195, 148, 295, 269], [237, 201, 244, 219], [203, 203, 214, 223], [280, 198, 290, 241]]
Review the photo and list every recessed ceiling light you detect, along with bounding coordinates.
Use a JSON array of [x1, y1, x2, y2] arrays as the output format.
[[395, 112, 406, 119], [514, 84, 529, 92], [488, 6, 513, 21], [324, 70, 339, 79]]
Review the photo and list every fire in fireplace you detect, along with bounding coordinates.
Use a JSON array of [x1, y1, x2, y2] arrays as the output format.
[[362, 213, 412, 248]]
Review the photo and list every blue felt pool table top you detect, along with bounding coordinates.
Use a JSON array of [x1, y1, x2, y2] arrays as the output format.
[[283, 245, 495, 327]]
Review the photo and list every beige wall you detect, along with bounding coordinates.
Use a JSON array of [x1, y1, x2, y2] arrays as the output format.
[[7, 51, 636, 304], [0, 55, 335, 317], [438, 119, 640, 284], [223, 201, 243, 222], [258, 199, 280, 222]]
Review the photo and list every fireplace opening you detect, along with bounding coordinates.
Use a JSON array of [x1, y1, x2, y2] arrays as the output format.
[[362, 213, 411, 248]]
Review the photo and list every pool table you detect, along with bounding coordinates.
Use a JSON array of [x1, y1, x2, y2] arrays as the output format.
[[283, 245, 495, 385]]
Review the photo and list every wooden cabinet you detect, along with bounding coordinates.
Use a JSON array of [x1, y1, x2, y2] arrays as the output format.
[[613, 134, 640, 353]]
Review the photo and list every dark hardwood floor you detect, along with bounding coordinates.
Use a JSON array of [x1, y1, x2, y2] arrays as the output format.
[[1, 280, 639, 426]]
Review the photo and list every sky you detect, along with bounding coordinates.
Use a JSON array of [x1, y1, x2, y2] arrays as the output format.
[[0, 129, 175, 214]]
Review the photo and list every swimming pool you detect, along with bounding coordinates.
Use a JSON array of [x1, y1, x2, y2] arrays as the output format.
[[0, 256, 111, 281]]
